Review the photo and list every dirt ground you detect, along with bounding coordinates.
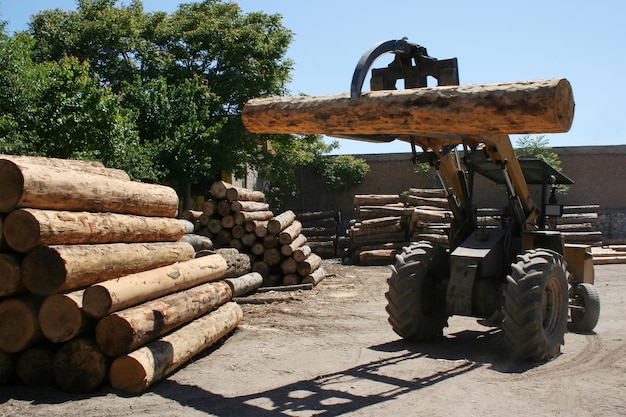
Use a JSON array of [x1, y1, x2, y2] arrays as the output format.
[[1, 260, 625, 417]]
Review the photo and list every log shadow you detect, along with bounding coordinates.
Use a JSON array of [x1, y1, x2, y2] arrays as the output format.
[[152, 350, 481, 417]]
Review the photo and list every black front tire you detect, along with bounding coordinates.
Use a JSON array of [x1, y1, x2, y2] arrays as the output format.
[[570, 283, 600, 332], [385, 241, 448, 341], [502, 249, 569, 362]]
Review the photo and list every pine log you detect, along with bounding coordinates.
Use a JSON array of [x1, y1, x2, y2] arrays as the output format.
[[242, 78, 574, 136], [263, 274, 283, 287], [22, 241, 195, 296], [0, 296, 43, 353], [180, 234, 214, 251], [178, 219, 196, 234], [209, 181, 233, 199], [350, 231, 407, 246], [181, 210, 203, 223], [263, 233, 279, 249], [252, 260, 270, 277], [253, 220, 269, 237], [216, 248, 253, 277], [4, 208, 186, 253], [224, 272, 264, 297], [0, 159, 179, 216], [303, 267, 326, 286], [268, 210, 296, 234], [251, 242, 266, 256], [234, 210, 274, 225], [216, 200, 231, 217], [407, 195, 450, 208], [232, 225, 246, 239], [309, 244, 336, 259], [263, 248, 282, 266], [354, 194, 400, 206], [359, 249, 397, 265], [414, 208, 453, 222], [281, 257, 298, 275], [208, 218, 222, 234], [296, 210, 337, 222], [279, 220, 302, 245], [0, 351, 16, 384], [96, 281, 232, 357], [82, 253, 228, 318], [215, 229, 233, 246], [297, 253, 322, 276], [52, 338, 108, 393], [199, 214, 211, 227], [293, 244, 313, 263], [281, 233, 307, 257], [0, 154, 130, 181], [231, 201, 270, 212], [16, 345, 57, 387], [351, 223, 402, 237], [299, 217, 336, 229], [356, 206, 406, 218], [283, 274, 301, 286], [226, 187, 265, 202], [38, 289, 94, 343], [409, 188, 447, 198], [109, 302, 242, 393], [0, 253, 23, 297], [241, 232, 258, 247], [562, 205, 600, 214], [202, 200, 218, 216]]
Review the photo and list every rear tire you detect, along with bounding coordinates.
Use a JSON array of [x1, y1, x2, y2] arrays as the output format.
[[503, 249, 569, 362], [385, 241, 448, 341], [570, 283, 600, 332]]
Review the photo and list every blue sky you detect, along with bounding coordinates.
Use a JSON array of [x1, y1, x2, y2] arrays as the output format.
[[2, 1, 625, 154]]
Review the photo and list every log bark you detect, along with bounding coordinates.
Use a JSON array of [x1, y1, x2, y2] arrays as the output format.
[[16, 345, 57, 387], [226, 187, 265, 203], [221, 215, 235, 229], [231, 201, 270, 212], [181, 209, 203, 223], [278, 220, 302, 245], [293, 244, 313, 263], [407, 195, 450, 209], [282, 274, 301, 286], [109, 302, 242, 393], [82, 253, 228, 318], [253, 220, 269, 237], [215, 248, 253, 277], [0, 253, 23, 297], [263, 233, 279, 249], [180, 234, 214, 251], [52, 338, 108, 393], [241, 232, 258, 247], [224, 272, 264, 297], [215, 229, 233, 246], [21, 241, 195, 296], [263, 248, 282, 266], [217, 200, 232, 217], [38, 289, 94, 343], [409, 188, 447, 198], [351, 223, 402, 237], [4, 208, 186, 253], [354, 194, 400, 206], [234, 210, 274, 225], [0, 154, 130, 180], [359, 249, 397, 265], [281, 257, 298, 274], [232, 225, 246, 239], [242, 78, 574, 136], [268, 210, 296, 234], [297, 253, 322, 276], [251, 242, 266, 256], [303, 267, 326, 286], [96, 281, 232, 357], [178, 219, 196, 234], [296, 211, 337, 222], [0, 296, 43, 353], [0, 159, 179, 216], [209, 181, 233, 199], [356, 206, 407, 218], [202, 200, 218, 216], [208, 218, 222, 234], [281, 233, 307, 256]]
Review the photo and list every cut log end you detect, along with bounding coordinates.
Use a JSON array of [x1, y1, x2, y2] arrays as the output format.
[[0, 160, 24, 213], [109, 354, 149, 394], [3, 209, 40, 252], [39, 292, 90, 343], [95, 315, 134, 357], [82, 285, 113, 318], [21, 246, 69, 296], [52, 338, 108, 393]]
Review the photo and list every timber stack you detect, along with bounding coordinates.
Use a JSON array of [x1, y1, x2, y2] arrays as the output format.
[[297, 211, 338, 259], [180, 181, 326, 288], [0, 155, 261, 394]]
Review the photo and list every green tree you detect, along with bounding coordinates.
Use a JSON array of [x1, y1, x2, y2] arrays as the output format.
[[515, 134, 568, 194], [312, 154, 370, 191]]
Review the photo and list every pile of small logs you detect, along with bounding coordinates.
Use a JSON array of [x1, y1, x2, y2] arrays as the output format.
[[297, 211, 338, 259], [556, 205, 602, 246], [0, 155, 261, 394], [181, 181, 326, 288], [406, 188, 452, 247]]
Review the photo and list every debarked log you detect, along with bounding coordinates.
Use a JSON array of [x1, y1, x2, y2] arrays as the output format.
[[0, 159, 179, 216], [4, 208, 186, 253], [242, 78, 574, 136], [21, 241, 196, 296], [109, 302, 242, 393], [0, 154, 130, 181], [82, 253, 228, 318], [38, 289, 94, 343]]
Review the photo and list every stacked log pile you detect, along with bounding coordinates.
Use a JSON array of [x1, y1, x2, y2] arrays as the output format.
[[556, 205, 602, 246], [406, 188, 453, 247], [0, 156, 261, 394], [297, 211, 338, 259], [180, 181, 326, 288]]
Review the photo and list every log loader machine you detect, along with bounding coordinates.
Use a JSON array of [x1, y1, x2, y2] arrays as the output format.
[[243, 38, 601, 362]]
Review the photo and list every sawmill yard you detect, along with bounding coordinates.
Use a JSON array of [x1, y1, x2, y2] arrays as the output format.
[[2, 259, 625, 417]]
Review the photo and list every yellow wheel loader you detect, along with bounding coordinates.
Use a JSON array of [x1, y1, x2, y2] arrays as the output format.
[[243, 38, 600, 362]]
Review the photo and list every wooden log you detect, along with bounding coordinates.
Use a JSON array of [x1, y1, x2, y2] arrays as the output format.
[[109, 302, 242, 393], [52, 338, 108, 393], [82, 253, 228, 318], [350, 230, 407, 246], [562, 205, 600, 214], [16, 344, 57, 387], [234, 210, 274, 225], [198, 213, 211, 227], [409, 188, 447, 198], [209, 181, 233, 199], [281, 257, 298, 275], [4, 208, 186, 253], [356, 206, 406, 218], [281, 233, 307, 256], [96, 281, 232, 357], [263, 233, 279, 249], [241, 232, 258, 247], [279, 220, 302, 245], [208, 218, 222, 234], [0, 154, 130, 181], [263, 274, 283, 287], [180, 233, 214, 251], [283, 274, 301, 286], [251, 241, 266, 256], [215, 229, 232, 246], [181, 209, 203, 223], [242, 78, 574, 136], [414, 208, 453, 222], [351, 223, 402, 237], [0, 159, 179, 216], [303, 267, 326, 286], [220, 215, 235, 229], [354, 194, 400, 206], [297, 253, 322, 276], [22, 241, 195, 296], [178, 219, 196, 234], [232, 224, 246, 239], [215, 248, 253, 277], [359, 249, 398, 265], [217, 200, 232, 217], [38, 289, 94, 343], [0, 351, 16, 384], [226, 187, 265, 203], [299, 217, 336, 229], [253, 220, 269, 237], [293, 244, 313, 263], [224, 272, 264, 297], [0, 296, 43, 353], [231, 201, 270, 212], [252, 260, 270, 277], [296, 210, 337, 222], [407, 195, 450, 209], [202, 199, 218, 216], [268, 210, 296, 235], [263, 248, 282, 266], [0, 253, 23, 297]]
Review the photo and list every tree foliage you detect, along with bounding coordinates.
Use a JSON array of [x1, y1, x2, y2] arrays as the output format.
[[515, 134, 568, 194]]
